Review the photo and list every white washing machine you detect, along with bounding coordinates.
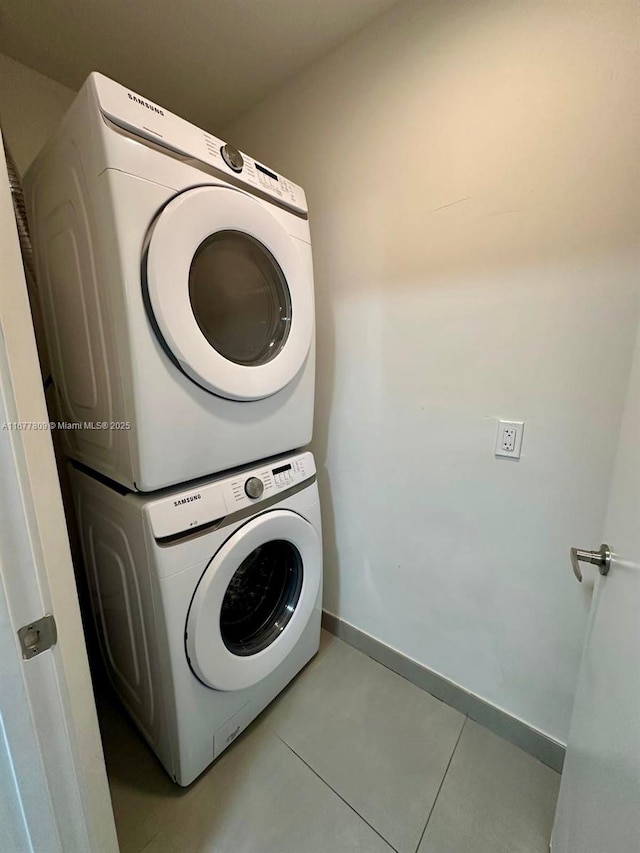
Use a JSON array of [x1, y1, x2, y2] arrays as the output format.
[[71, 450, 322, 786], [25, 73, 315, 491]]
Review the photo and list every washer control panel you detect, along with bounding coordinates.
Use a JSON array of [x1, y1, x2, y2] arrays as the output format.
[[225, 453, 312, 510], [92, 72, 307, 214], [146, 452, 315, 538]]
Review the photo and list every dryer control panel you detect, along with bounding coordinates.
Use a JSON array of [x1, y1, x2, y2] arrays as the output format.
[[146, 452, 315, 539], [91, 72, 307, 215]]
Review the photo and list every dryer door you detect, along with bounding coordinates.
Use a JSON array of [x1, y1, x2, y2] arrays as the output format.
[[145, 185, 313, 401], [185, 510, 321, 691]]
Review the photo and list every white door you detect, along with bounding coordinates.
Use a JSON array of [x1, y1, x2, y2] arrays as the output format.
[[146, 185, 314, 401], [0, 132, 118, 852], [551, 324, 640, 852], [186, 510, 322, 691]]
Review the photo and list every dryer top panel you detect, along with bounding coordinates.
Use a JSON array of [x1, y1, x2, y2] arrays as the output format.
[[143, 451, 316, 540], [89, 72, 307, 215]]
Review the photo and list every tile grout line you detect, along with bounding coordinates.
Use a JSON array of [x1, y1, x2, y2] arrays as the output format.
[[322, 616, 565, 774], [413, 715, 468, 853], [277, 736, 400, 853]]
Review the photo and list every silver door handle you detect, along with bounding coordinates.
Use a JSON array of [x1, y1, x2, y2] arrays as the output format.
[[570, 543, 611, 583]]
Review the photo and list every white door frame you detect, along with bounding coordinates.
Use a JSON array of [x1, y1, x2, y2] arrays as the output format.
[[0, 129, 118, 852]]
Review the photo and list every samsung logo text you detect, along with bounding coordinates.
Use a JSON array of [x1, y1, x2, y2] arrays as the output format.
[[127, 93, 164, 116], [174, 493, 202, 507]]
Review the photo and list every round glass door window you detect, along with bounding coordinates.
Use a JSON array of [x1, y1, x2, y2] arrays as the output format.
[[189, 230, 292, 367], [220, 539, 303, 656], [145, 186, 314, 400]]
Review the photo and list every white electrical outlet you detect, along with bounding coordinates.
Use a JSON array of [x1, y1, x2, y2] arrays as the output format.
[[495, 420, 524, 459]]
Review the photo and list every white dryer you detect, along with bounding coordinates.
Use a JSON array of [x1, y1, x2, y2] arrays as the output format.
[[71, 450, 322, 786], [25, 73, 315, 491]]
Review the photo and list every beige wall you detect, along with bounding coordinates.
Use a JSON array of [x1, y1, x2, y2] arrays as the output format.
[[0, 53, 75, 173], [226, 0, 640, 742]]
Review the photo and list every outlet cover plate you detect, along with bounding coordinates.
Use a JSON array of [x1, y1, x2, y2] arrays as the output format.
[[495, 420, 524, 459]]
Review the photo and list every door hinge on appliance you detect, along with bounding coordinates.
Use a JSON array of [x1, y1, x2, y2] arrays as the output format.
[[17, 614, 57, 659]]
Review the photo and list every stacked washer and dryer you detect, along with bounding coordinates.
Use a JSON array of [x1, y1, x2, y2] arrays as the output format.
[[24, 73, 322, 786]]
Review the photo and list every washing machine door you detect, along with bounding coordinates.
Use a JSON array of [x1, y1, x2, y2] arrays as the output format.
[[185, 510, 321, 691], [145, 185, 313, 401]]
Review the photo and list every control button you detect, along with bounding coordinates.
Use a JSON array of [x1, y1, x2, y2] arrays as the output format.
[[244, 477, 264, 500], [221, 144, 244, 173]]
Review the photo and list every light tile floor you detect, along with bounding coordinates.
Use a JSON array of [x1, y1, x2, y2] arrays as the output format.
[[98, 631, 560, 853]]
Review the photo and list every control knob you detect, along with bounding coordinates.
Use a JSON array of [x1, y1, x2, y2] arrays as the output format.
[[244, 476, 264, 500], [221, 143, 244, 173]]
